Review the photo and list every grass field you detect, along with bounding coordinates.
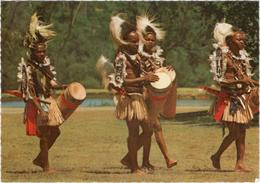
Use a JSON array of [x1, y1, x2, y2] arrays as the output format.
[[2, 107, 259, 182]]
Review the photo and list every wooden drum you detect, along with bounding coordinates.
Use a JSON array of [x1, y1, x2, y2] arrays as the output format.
[[147, 67, 176, 117], [56, 82, 86, 120], [248, 87, 259, 115], [161, 79, 177, 119]]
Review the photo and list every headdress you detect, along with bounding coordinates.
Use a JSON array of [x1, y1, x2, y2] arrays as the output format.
[[213, 22, 234, 47], [109, 14, 136, 45], [23, 12, 56, 49], [96, 55, 114, 89], [136, 14, 166, 41]]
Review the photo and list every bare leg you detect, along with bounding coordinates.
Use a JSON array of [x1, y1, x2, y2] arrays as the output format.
[[153, 118, 177, 168], [121, 132, 147, 168], [121, 122, 153, 169], [211, 123, 240, 169], [126, 120, 144, 174], [33, 126, 49, 171], [33, 126, 60, 172], [235, 125, 251, 172], [140, 122, 154, 170]]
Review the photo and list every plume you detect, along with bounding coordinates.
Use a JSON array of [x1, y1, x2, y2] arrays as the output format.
[[109, 14, 128, 45], [96, 55, 114, 89], [136, 14, 166, 41], [213, 22, 233, 46], [29, 12, 56, 43]]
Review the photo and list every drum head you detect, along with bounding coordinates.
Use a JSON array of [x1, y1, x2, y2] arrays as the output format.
[[168, 70, 176, 82], [151, 72, 172, 90], [68, 82, 86, 100]]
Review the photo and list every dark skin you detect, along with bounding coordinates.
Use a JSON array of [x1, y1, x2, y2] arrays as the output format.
[[143, 33, 156, 53], [30, 44, 49, 123], [122, 32, 177, 170], [143, 33, 173, 71], [228, 32, 245, 56], [30, 44, 62, 172], [120, 31, 159, 174], [143, 32, 176, 168], [123, 32, 159, 85], [220, 31, 258, 88], [30, 44, 63, 123], [211, 31, 252, 172]]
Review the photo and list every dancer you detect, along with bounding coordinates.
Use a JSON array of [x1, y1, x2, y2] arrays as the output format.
[[18, 13, 64, 172], [108, 14, 159, 174], [121, 15, 177, 170], [209, 22, 258, 172]]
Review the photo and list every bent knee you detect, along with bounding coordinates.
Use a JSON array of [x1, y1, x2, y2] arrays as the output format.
[[51, 127, 61, 138], [153, 123, 162, 132]]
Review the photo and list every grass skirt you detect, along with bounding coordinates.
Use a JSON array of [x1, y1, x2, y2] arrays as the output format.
[[115, 93, 148, 122]]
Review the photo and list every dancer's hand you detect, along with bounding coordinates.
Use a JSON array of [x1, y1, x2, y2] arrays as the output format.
[[143, 73, 159, 82], [166, 65, 174, 71]]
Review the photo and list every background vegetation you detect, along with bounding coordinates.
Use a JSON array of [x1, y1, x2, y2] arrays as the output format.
[[2, 1, 259, 90]]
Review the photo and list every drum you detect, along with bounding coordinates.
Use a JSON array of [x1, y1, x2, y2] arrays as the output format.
[[56, 82, 86, 120], [248, 87, 259, 115], [147, 67, 176, 117], [161, 79, 177, 119]]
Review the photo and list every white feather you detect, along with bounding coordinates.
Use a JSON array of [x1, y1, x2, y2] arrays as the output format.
[[29, 12, 56, 42], [213, 22, 233, 46], [109, 15, 128, 45], [96, 55, 114, 89], [136, 14, 166, 41]]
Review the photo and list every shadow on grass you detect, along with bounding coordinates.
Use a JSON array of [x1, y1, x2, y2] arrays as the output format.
[[6, 168, 75, 174], [104, 166, 129, 170], [185, 169, 234, 173], [6, 170, 41, 174], [81, 170, 128, 175], [162, 113, 259, 127]]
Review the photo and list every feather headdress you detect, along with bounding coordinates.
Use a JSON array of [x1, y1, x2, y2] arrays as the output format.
[[136, 14, 166, 41], [96, 55, 114, 89], [213, 22, 233, 46], [109, 14, 136, 45], [24, 12, 56, 48]]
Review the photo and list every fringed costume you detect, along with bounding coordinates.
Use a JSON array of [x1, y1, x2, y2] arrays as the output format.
[[18, 13, 63, 136], [209, 23, 258, 124], [17, 12, 63, 172], [136, 15, 166, 73], [109, 52, 148, 122], [108, 14, 149, 122]]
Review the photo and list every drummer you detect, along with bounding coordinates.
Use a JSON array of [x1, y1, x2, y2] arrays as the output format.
[[18, 13, 64, 172], [121, 15, 178, 170], [108, 14, 159, 174]]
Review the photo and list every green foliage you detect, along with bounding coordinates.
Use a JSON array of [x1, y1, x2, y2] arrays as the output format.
[[1, 1, 258, 90]]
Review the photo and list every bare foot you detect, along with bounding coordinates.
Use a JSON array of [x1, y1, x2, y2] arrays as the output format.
[[210, 155, 220, 169], [43, 167, 57, 173], [120, 157, 131, 169], [234, 164, 252, 172], [33, 159, 44, 169], [166, 159, 177, 168], [131, 169, 146, 175], [141, 162, 155, 171]]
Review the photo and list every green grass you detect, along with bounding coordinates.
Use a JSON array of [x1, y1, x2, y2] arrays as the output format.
[[2, 107, 259, 182]]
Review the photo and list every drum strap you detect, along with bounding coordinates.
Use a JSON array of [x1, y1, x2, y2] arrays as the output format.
[[60, 93, 80, 109]]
